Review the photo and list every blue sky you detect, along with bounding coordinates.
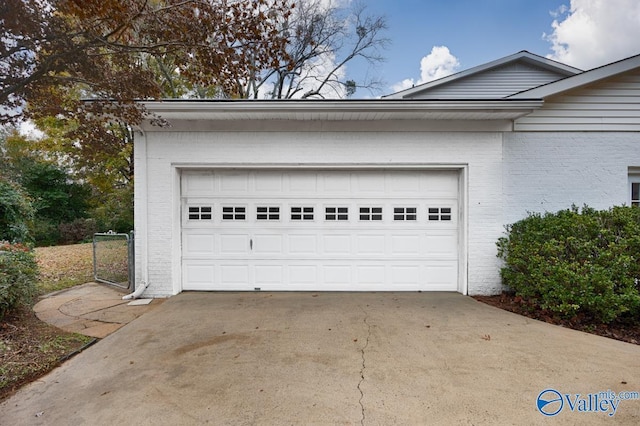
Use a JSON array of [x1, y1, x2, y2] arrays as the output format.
[[346, 0, 640, 96]]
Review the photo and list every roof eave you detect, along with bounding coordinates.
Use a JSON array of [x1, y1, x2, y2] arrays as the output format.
[[140, 99, 543, 122]]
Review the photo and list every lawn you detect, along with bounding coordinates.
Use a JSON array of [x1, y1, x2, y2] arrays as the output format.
[[1, 243, 97, 400], [35, 243, 95, 294]]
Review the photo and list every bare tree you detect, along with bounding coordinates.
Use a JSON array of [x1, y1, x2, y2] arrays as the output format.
[[236, 0, 389, 99]]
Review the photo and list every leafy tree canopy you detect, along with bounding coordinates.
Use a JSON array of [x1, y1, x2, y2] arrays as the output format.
[[1, 0, 292, 124]]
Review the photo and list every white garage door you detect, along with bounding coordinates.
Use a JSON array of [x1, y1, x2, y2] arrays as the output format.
[[181, 169, 459, 291]]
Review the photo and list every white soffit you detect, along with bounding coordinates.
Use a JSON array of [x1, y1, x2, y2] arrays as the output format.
[[141, 100, 543, 123]]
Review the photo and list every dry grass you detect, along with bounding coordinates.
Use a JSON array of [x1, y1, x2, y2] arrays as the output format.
[[34, 243, 95, 294], [93, 238, 129, 285]]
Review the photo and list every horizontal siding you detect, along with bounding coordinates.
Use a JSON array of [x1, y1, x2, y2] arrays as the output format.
[[515, 70, 640, 131], [408, 62, 565, 99]]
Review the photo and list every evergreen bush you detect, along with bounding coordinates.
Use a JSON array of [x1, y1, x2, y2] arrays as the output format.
[[497, 206, 640, 324], [0, 242, 39, 319]]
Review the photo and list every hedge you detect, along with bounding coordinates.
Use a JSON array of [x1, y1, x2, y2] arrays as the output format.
[[0, 242, 39, 319], [497, 206, 640, 324]]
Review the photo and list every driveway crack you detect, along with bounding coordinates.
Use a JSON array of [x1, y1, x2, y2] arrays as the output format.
[[358, 306, 371, 426]]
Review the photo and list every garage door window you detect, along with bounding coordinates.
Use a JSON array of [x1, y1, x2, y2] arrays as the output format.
[[222, 206, 246, 220], [360, 207, 382, 221], [325, 207, 349, 221], [428, 207, 452, 221], [394, 207, 417, 221], [257, 206, 280, 220], [291, 206, 314, 221], [188, 206, 212, 220]]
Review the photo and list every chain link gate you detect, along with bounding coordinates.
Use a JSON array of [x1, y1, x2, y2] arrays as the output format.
[[93, 231, 134, 290]]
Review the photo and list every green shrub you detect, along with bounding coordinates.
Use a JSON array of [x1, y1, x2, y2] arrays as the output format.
[[31, 219, 61, 247], [497, 206, 640, 324], [90, 185, 133, 234], [0, 242, 39, 319], [0, 178, 34, 243]]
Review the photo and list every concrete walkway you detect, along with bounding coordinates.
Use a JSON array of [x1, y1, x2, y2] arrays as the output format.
[[33, 282, 162, 338], [3, 291, 640, 425]]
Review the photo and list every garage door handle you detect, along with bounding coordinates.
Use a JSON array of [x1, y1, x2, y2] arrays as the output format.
[[250, 239, 253, 251]]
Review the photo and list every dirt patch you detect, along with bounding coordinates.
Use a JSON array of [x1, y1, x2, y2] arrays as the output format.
[[0, 306, 94, 401], [474, 293, 640, 345], [1, 243, 97, 401]]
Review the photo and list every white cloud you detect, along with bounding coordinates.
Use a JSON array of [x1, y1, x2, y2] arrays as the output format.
[[391, 78, 415, 93], [545, 0, 640, 69], [391, 46, 460, 93], [419, 46, 461, 82]]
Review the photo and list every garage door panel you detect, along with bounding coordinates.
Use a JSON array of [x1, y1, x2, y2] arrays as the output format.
[[252, 234, 283, 254], [425, 233, 458, 257], [254, 172, 284, 193], [323, 265, 352, 286], [356, 235, 386, 255], [391, 235, 421, 255], [220, 264, 250, 286], [288, 234, 318, 254], [355, 173, 386, 194], [289, 265, 318, 287], [390, 265, 421, 286], [424, 263, 458, 290], [387, 172, 424, 195], [219, 234, 250, 255], [183, 263, 215, 290], [183, 233, 215, 256], [181, 169, 460, 291], [357, 266, 386, 285], [323, 234, 351, 255], [220, 172, 249, 193], [288, 173, 318, 193], [182, 172, 214, 195], [321, 173, 352, 194], [254, 265, 283, 286]]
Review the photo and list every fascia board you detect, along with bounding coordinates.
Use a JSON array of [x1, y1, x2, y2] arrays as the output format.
[[141, 99, 543, 118], [509, 53, 640, 99]]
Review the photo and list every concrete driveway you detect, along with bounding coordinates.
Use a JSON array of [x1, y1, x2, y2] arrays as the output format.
[[2, 292, 640, 425]]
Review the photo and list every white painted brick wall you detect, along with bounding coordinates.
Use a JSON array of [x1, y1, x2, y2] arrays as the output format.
[[135, 126, 640, 298], [503, 132, 640, 225], [136, 126, 507, 297]]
